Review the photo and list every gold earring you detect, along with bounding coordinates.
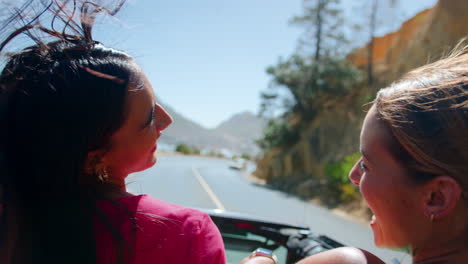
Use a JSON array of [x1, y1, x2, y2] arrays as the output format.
[[96, 166, 109, 183]]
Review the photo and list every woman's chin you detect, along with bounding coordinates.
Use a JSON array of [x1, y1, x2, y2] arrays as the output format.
[[370, 215, 384, 247], [134, 156, 158, 173], [148, 154, 157, 167], [371, 219, 401, 250]]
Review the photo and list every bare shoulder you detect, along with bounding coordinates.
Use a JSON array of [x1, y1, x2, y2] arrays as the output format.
[[296, 247, 386, 264]]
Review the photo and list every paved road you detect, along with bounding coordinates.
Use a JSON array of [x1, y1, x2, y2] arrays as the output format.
[[127, 154, 411, 264]]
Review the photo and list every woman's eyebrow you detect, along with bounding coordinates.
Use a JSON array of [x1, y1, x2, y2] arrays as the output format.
[[360, 147, 372, 163]]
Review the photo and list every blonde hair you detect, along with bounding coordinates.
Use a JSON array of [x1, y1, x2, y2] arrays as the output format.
[[375, 52, 468, 189]]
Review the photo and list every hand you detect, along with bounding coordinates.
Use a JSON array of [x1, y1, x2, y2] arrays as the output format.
[[241, 256, 276, 264]]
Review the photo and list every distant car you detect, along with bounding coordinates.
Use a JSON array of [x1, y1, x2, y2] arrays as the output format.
[[228, 158, 246, 170], [204, 209, 345, 264]]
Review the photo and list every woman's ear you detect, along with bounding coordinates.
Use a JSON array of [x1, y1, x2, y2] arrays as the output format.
[[84, 149, 107, 175], [422, 176, 462, 221]]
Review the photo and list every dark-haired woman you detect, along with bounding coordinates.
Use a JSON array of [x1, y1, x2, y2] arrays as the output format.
[[0, 3, 225, 264]]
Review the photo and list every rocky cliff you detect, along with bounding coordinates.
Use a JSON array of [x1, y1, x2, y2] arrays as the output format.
[[255, 0, 468, 193], [348, 0, 468, 82]]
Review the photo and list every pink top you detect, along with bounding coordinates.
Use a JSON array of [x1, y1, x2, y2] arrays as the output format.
[[95, 195, 226, 264]]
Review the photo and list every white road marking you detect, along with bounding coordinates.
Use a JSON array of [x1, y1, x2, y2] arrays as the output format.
[[192, 166, 226, 211]]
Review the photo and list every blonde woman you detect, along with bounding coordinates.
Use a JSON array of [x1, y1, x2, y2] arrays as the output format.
[[247, 51, 468, 264]]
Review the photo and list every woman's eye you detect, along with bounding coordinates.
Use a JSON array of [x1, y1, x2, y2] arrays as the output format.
[[150, 113, 156, 126], [359, 160, 367, 172], [149, 108, 156, 127]]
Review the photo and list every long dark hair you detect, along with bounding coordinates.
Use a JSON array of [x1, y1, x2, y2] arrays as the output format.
[[0, 1, 136, 263]]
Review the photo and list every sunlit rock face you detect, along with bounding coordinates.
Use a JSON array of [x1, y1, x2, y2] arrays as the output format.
[[348, 0, 468, 82]]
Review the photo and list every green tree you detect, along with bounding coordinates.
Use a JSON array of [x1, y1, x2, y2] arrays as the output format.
[[258, 0, 362, 150], [260, 0, 363, 123], [175, 144, 191, 155], [351, 0, 400, 84], [291, 0, 346, 60], [256, 119, 299, 150], [241, 153, 251, 160], [261, 55, 362, 121]]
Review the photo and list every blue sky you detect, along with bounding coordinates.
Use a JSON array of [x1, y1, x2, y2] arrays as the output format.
[[94, 0, 437, 128]]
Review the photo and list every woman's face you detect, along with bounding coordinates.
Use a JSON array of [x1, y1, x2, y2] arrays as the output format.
[[348, 105, 426, 249], [101, 71, 172, 180]]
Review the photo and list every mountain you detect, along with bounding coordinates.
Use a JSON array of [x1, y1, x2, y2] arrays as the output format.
[[158, 103, 211, 145], [212, 111, 268, 154], [159, 104, 266, 155]]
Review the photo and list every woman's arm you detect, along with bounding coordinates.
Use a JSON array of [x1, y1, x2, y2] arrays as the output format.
[[241, 256, 276, 264], [240, 247, 385, 264], [188, 212, 227, 264], [296, 247, 385, 264]]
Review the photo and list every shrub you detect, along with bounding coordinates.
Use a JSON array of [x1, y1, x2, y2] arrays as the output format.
[[256, 120, 299, 150], [324, 152, 361, 204], [241, 153, 251, 160], [175, 144, 191, 155], [324, 152, 361, 184]]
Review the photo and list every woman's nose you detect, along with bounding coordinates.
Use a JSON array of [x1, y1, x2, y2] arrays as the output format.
[[348, 161, 362, 186], [155, 103, 173, 131]]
